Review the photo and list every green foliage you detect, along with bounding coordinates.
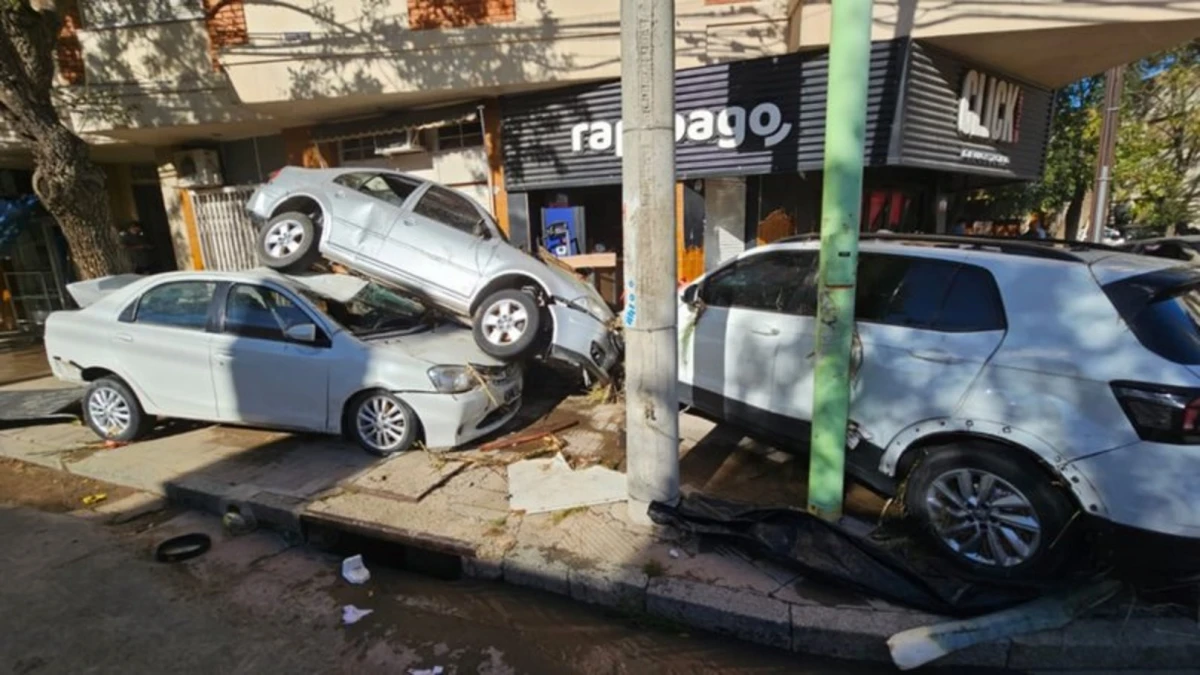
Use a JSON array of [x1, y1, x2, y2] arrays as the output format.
[[1114, 40, 1200, 233]]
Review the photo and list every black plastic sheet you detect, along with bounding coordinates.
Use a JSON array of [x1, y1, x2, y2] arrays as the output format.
[[0, 387, 82, 426], [649, 493, 1049, 617]]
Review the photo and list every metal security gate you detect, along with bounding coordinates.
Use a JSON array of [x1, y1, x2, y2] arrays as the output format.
[[190, 185, 260, 271]]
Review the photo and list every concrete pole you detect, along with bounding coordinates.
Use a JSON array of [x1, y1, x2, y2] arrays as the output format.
[[1089, 65, 1125, 243], [807, 0, 874, 521], [621, 0, 679, 520]]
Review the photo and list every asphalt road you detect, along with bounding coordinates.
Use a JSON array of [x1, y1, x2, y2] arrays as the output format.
[[0, 502, 971, 675]]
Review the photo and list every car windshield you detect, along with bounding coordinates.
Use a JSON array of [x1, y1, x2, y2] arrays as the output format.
[[294, 279, 429, 337]]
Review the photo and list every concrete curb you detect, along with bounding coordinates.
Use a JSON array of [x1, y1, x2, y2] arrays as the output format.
[[470, 545, 1200, 671]]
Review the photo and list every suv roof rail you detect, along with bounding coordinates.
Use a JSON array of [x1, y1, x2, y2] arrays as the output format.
[[774, 232, 1123, 263]]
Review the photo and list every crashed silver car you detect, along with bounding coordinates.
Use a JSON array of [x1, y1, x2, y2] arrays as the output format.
[[44, 269, 522, 456], [246, 167, 620, 380]]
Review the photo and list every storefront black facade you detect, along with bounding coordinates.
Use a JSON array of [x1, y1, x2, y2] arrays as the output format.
[[498, 38, 1054, 267]]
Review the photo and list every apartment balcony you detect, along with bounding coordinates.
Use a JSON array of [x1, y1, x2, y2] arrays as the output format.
[[787, 0, 1200, 87], [217, 0, 791, 120]]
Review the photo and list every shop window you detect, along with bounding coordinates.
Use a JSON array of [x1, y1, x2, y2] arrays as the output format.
[[134, 281, 217, 331], [700, 252, 807, 313], [55, 0, 85, 86], [414, 186, 483, 236], [436, 120, 484, 150], [408, 0, 516, 30], [339, 131, 422, 164]]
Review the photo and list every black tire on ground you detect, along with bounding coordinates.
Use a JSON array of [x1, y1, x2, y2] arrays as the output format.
[[903, 442, 1080, 581], [255, 211, 321, 273], [83, 376, 152, 443], [346, 390, 420, 457], [472, 289, 542, 361]]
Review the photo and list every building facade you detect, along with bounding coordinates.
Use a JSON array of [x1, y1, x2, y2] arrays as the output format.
[[1, 0, 1199, 327]]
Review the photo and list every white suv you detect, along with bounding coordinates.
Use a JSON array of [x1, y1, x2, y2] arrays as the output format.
[[679, 234, 1200, 580]]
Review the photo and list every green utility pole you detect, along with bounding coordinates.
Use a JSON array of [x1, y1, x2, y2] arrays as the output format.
[[807, 0, 874, 521]]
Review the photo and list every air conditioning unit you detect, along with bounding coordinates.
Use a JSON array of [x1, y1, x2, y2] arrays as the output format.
[[172, 149, 223, 188], [376, 129, 426, 156]]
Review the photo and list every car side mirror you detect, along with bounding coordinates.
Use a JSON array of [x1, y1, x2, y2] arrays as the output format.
[[474, 220, 491, 240], [682, 284, 699, 305], [284, 323, 317, 343]]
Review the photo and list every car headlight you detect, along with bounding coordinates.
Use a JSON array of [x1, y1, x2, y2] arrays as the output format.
[[427, 365, 476, 394], [569, 295, 612, 322]]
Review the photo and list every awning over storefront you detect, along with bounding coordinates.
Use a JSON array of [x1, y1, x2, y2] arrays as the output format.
[[310, 102, 481, 143]]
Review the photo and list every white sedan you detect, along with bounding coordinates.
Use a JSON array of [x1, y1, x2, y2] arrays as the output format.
[[43, 269, 523, 455]]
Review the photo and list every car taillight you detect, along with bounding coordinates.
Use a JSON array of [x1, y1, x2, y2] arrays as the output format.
[[1111, 381, 1200, 444]]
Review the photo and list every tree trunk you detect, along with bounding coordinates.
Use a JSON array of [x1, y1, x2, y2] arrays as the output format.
[[0, 1, 131, 280], [30, 126, 131, 279], [1063, 182, 1087, 241]]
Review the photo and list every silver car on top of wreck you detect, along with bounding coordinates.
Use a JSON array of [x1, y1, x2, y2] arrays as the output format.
[[245, 167, 621, 381]]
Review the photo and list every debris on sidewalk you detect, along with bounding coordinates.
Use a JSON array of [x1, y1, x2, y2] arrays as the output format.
[[341, 554, 371, 585], [80, 492, 107, 506], [221, 507, 257, 536], [409, 667, 444, 675], [887, 579, 1122, 670], [479, 420, 578, 452], [508, 452, 626, 514], [341, 604, 373, 625], [649, 492, 1045, 617], [0, 387, 83, 424]]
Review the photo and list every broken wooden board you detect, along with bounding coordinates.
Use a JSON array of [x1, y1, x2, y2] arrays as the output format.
[[507, 452, 626, 514], [349, 453, 466, 503], [478, 420, 578, 452]]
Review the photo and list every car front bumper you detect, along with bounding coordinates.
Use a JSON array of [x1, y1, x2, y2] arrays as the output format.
[[547, 305, 621, 380], [399, 374, 523, 449]]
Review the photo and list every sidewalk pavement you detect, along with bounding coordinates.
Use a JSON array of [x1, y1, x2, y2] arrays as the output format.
[[1, 375, 1198, 670]]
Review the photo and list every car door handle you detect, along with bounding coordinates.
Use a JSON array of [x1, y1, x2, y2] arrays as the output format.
[[751, 327, 780, 337], [334, 189, 345, 199], [213, 351, 232, 365], [113, 333, 133, 343], [400, 217, 414, 226], [909, 349, 960, 364]]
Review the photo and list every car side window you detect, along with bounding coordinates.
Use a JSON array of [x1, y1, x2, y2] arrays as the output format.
[[856, 254, 957, 329], [413, 186, 482, 236], [224, 284, 314, 342], [700, 252, 807, 312], [134, 281, 216, 330], [935, 264, 1007, 332], [783, 251, 820, 316], [333, 173, 417, 208]]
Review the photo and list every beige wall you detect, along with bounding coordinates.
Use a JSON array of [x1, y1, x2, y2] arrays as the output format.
[[341, 140, 493, 213], [78, 21, 213, 85], [223, 0, 790, 107]]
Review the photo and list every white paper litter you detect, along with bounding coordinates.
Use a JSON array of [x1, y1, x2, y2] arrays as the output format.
[[342, 604, 374, 625], [341, 554, 370, 585], [507, 453, 627, 514], [409, 667, 444, 675]]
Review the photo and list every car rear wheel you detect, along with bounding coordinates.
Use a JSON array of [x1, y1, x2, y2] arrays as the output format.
[[472, 289, 542, 361], [348, 391, 419, 456], [903, 443, 1079, 580], [256, 211, 321, 273], [83, 376, 151, 443]]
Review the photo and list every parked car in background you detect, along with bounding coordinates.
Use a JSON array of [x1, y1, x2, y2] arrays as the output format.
[[679, 234, 1200, 580], [245, 167, 620, 381], [44, 270, 522, 456], [1116, 234, 1200, 264]]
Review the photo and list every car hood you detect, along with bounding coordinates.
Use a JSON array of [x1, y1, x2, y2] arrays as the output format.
[[363, 323, 503, 367]]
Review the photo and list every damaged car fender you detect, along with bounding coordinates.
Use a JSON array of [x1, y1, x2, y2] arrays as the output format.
[[879, 417, 1110, 520]]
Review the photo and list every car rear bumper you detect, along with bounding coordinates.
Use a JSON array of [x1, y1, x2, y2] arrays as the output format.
[[547, 305, 620, 380], [399, 375, 522, 449]]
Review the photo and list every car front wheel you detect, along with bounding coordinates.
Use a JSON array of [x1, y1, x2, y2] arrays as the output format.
[[904, 443, 1080, 580], [256, 211, 321, 273], [83, 376, 151, 443], [472, 289, 542, 361], [348, 391, 419, 456]]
